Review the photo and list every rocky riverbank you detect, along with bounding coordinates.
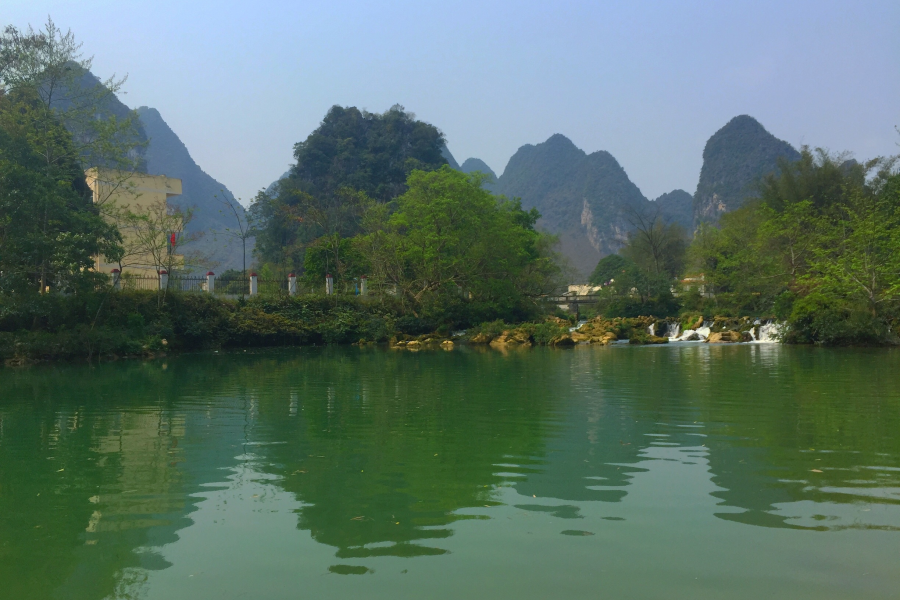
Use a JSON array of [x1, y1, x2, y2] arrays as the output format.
[[437, 315, 784, 350]]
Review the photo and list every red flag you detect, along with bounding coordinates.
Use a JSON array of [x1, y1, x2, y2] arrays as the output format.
[[170, 233, 176, 246]]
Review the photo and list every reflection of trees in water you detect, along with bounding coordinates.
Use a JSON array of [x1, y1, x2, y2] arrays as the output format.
[[0, 357, 248, 600], [2, 345, 899, 599], [515, 348, 698, 509], [516, 346, 900, 531], [644, 346, 900, 530], [246, 348, 563, 559]]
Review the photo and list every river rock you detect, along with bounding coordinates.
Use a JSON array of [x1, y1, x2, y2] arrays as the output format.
[[491, 330, 533, 347], [550, 334, 575, 346], [707, 331, 742, 343], [590, 332, 617, 345], [470, 332, 492, 344], [630, 335, 669, 345]]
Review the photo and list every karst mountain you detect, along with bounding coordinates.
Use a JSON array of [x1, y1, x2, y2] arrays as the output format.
[[137, 107, 251, 271], [445, 115, 797, 278]]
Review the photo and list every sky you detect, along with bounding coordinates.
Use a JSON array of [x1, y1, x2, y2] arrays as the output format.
[[6, 0, 900, 205]]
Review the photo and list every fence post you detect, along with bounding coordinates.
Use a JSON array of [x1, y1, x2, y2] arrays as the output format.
[[249, 272, 258, 296], [325, 273, 334, 296], [110, 269, 121, 290], [288, 273, 297, 296], [206, 271, 215, 293], [158, 270, 168, 290], [360, 275, 367, 296]]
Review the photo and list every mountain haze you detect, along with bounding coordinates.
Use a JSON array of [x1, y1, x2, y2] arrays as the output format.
[[460, 158, 497, 182], [137, 107, 252, 271], [440, 145, 460, 170], [653, 189, 693, 231]]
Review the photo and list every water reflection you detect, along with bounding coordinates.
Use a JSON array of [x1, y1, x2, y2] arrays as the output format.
[[0, 345, 898, 599]]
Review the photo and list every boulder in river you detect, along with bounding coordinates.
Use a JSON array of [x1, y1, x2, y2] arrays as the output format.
[[707, 331, 743, 343], [551, 334, 576, 346]]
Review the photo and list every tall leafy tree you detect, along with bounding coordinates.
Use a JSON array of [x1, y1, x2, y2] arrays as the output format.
[[686, 145, 900, 343], [251, 105, 448, 270], [0, 87, 120, 292], [0, 18, 144, 292], [359, 166, 561, 314]]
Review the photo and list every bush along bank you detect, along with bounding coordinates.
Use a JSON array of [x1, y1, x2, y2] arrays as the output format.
[[0, 288, 877, 366], [0, 291, 415, 365]]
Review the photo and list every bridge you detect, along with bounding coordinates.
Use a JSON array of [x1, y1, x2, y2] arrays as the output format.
[[536, 294, 600, 320]]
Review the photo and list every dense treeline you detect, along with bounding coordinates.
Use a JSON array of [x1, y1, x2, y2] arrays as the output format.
[[3, 17, 897, 359], [0, 20, 141, 293], [251, 106, 564, 326], [251, 105, 448, 269], [590, 146, 900, 344]]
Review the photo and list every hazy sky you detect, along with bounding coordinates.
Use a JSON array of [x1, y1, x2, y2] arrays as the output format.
[[6, 0, 899, 205]]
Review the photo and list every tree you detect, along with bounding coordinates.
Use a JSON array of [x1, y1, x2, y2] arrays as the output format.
[[589, 254, 630, 286], [359, 166, 561, 316], [216, 192, 256, 279], [251, 104, 449, 270], [289, 104, 447, 201], [115, 198, 195, 277], [0, 18, 145, 200], [0, 18, 144, 292], [622, 206, 688, 278], [685, 144, 900, 341], [805, 164, 900, 318], [0, 87, 120, 293], [619, 206, 688, 301]]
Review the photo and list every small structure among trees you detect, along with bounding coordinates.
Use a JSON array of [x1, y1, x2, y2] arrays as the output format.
[[86, 168, 187, 276]]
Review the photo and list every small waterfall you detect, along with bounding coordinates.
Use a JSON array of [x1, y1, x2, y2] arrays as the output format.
[[749, 328, 757, 341], [696, 326, 711, 340], [648, 323, 655, 336], [756, 320, 783, 343], [667, 323, 681, 341]]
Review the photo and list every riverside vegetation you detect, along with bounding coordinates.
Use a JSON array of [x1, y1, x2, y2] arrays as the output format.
[[2, 20, 899, 365]]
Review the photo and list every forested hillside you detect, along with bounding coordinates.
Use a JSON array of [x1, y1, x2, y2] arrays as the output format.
[[251, 105, 449, 269], [653, 189, 693, 231], [492, 134, 649, 277], [693, 115, 800, 226]]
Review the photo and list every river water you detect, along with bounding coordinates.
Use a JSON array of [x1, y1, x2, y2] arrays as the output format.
[[1, 344, 899, 599]]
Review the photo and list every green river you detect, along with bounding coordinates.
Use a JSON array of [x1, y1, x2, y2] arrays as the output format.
[[1, 344, 899, 599]]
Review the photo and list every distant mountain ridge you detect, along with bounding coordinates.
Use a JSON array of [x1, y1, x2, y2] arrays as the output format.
[[495, 135, 642, 276], [693, 115, 799, 226], [444, 115, 795, 278], [137, 107, 252, 271], [653, 189, 693, 232], [460, 158, 497, 183]]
